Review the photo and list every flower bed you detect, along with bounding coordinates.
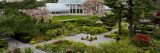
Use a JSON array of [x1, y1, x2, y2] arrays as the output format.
[[36, 40, 87, 53]]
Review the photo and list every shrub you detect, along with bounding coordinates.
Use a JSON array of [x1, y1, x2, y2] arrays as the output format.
[[64, 22, 75, 30], [89, 27, 107, 35], [104, 33, 117, 39], [85, 45, 105, 53], [72, 28, 81, 34], [75, 18, 95, 26], [70, 42, 87, 52], [29, 40, 37, 44], [45, 29, 57, 38], [81, 26, 92, 33], [63, 29, 71, 36], [36, 44, 43, 49], [100, 42, 137, 53], [56, 28, 63, 35], [130, 34, 151, 47], [153, 28, 160, 39], [121, 27, 128, 34], [150, 39, 160, 53], [0, 40, 8, 49], [24, 47, 33, 53], [51, 21, 64, 28]]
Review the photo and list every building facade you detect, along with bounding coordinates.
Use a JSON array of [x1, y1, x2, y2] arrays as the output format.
[[46, 0, 106, 15]]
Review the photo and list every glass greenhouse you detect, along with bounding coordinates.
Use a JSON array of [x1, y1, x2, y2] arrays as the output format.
[[45, 0, 110, 15]]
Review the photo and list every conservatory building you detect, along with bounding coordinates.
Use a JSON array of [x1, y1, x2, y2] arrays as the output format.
[[46, 0, 86, 15], [45, 0, 110, 15]]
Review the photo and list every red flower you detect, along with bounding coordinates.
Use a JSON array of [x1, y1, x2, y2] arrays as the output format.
[[131, 34, 151, 47], [156, 12, 160, 16], [135, 34, 151, 43]]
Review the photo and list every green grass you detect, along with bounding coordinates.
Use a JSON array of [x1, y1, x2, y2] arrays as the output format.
[[52, 15, 86, 21]]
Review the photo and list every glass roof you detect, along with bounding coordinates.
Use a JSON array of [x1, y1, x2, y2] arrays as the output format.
[[45, 3, 70, 12], [58, 0, 86, 3]]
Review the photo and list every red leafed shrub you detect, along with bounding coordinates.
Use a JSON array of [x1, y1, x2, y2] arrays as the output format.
[[156, 12, 160, 16], [131, 34, 151, 47]]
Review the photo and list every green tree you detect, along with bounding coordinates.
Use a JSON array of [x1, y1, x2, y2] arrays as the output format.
[[104, 0, 156, 37], [0, 0, 46, 38]]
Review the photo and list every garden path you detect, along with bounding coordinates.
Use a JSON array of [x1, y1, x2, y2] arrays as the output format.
[[35, 29, 118, 45], [4, 38, 47, 53], [64, 29, 117, 45], [4, 29, 118, 53]]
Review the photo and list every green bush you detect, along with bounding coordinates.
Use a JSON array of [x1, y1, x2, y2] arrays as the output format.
[[150, 39, 160, 53], [0, 40, 8, 49], [64, 22, 75, 30], [121, 27, 128, 34], [51, 21, 64, 28], [63, 29, 71, 36], [153, 28, 160, 39], [72, 28, 81, 34], [24, 47, 33, 53], [81, 26, 92, 33], [89, 27, 107, 35], [56, 28, 63, 35], [75, 18, 95, 26], [39, 40, 74, 53], [85, 45, 105, 53], [100, 42, 137, 53], [70, 42, 86, 52], [35, 44, 43, 49], [45, 29, 57, 38], [29, 40, 37, 44], [104, 33, 117, 39]]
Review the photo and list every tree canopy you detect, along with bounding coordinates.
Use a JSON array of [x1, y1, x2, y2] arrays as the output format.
[[0, 0, 46, 38], [104, 0, 157, 36]]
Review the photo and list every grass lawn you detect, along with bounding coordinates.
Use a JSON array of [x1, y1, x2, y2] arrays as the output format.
[[52, 15, 87, 21]]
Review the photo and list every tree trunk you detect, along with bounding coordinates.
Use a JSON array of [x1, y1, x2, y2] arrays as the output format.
[[118, 16, 122, 36], [128, 0, 133, 37]]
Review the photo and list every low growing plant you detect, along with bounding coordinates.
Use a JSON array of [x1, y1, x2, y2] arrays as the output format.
[[130, 34, 151, 47]]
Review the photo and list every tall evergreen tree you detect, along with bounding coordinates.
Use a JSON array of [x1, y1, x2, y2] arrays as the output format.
[[0, 0, 46, 38], [104, 0, 157, 36]]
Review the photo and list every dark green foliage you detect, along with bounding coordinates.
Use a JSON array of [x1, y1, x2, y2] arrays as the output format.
[[75, 18, 95, 26], [1, 0, 45, 9], [37, 40, 87, 53], [0, 0, 46, 38], [0, 40, 8, 49], [24, 47, 33, 53], [100, 42, 137, 53], [153, 28, 160, 39], [100, 16, 117, 27], [70, 42, 87, 52], [150, 39, 160, 53], [86, 45, 105, 53], [104, 0, 157, 36]]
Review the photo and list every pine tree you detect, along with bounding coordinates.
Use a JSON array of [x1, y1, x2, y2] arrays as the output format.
[[104, 0, 157, 37], [0, 0, 46, 38]]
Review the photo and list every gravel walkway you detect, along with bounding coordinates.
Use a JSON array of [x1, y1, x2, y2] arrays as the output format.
[[4, 29, 118, 53], [64, 29, 117, 45], [4, 38, 46, 53]]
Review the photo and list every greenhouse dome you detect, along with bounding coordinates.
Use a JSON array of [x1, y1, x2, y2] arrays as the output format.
[[45, 3, 70, 12], [58, 0, 86, 3]]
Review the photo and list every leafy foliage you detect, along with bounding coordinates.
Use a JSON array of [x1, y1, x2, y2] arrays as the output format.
[[130, 34, 151, 47], [100, 42, 137, 53], [0, 0, 46, 38]]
